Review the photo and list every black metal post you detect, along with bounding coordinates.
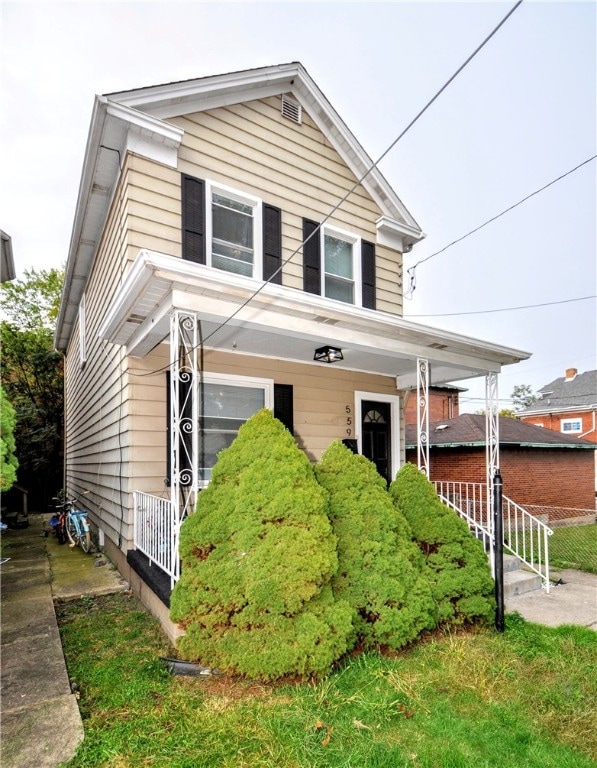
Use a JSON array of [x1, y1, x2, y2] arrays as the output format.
[[493, 468, 504, 632]]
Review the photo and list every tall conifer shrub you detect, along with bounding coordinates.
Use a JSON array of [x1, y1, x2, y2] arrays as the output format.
[[390, 463, 494, 624], [170, 410, 353, 680], [315, 442, 436, 650]]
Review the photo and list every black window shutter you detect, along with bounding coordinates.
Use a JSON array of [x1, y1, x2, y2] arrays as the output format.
[[274, 384, 294, 435], [361, 240, 376, 310], [303, 218, 321, 295], [263, 204, 282, 284], [182, 174, 206, 264]]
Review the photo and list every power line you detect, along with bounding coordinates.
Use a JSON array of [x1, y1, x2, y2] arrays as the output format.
[[404, 154, 597, 298], [133, 0, 524, 379], [406, 294, 596, 318]]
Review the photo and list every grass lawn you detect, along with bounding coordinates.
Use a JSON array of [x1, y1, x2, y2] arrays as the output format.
[[549, 524, 597, 574], [56, 593, 596, 768]]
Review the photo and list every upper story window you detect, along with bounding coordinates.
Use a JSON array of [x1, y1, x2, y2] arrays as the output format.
[[561, 418, 582, 434], [324, 230, 358, 304], [209, 186, 260, 278], [181, 174, 282, 284], [304, 218, 376, 310]]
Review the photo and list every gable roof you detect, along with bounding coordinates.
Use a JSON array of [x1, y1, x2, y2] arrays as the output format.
[[55, 62, 424, 351], [405, 413, 596, 450], [519, 369, 597, 415]]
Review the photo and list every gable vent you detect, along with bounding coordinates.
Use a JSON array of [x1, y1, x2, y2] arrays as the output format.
[[281, 94, 302, 124]]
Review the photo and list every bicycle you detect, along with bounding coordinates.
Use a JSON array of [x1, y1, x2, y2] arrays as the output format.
[[61, 497, 92, 553]]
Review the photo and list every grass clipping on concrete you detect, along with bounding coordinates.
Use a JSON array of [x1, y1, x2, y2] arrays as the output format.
[[57, 593, 597, 768]]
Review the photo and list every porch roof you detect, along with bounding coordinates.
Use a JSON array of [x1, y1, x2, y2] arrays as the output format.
[[98, 250, 530, 388]]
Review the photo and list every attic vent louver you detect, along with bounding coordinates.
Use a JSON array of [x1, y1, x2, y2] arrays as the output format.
[[281, 94, 302, 124]]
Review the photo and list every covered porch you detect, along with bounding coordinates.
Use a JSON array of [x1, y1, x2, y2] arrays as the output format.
[[99, 249, 532, 593]]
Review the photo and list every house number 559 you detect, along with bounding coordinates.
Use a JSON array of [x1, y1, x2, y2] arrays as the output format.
[[345, 405, 352, 436]]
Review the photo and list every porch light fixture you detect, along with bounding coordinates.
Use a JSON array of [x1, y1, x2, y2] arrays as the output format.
[[314, 345, 343, 364]]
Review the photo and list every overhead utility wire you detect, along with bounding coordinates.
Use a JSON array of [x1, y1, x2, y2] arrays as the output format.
[[407, 294, 596, 318], [197, 0, 524, 348], [405, 154, 597, 298], [134, 0, 523, 378]]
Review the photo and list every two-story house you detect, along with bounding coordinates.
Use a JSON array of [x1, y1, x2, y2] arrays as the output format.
[[55, 63, 530, 637]]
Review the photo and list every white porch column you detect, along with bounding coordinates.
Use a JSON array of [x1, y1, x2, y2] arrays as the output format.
[[417, 357, 430, 478], [170, 310, 199, 585]]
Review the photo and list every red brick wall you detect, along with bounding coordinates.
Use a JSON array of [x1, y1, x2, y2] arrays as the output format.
[[405, 446, 596, 511], [520, 411, 597, 443], [404, 389, 460, 424]]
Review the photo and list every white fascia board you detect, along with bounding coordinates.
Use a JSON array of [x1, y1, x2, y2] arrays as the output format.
[[108, 63, 301, 118], [376, 215, 427, 250], [106, 100, 183, 167]]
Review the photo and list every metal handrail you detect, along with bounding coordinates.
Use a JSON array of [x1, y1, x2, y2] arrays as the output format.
[[133, 492, 174, 582], [434, 481, 553, 592]]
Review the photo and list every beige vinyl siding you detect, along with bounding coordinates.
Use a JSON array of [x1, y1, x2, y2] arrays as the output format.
[[173, 96, 404, 315]]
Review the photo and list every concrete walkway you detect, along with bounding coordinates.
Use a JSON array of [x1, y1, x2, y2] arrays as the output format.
[[1, 515, 127, 768]]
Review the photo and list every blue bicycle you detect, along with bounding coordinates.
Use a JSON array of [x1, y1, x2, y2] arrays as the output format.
[[63, 498, 92, 553]]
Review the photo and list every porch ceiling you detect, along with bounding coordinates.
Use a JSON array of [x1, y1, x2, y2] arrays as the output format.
[[98, 250, 531, 387]]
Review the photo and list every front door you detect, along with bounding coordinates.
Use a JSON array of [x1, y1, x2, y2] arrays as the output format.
[[361, 400, 391, 483]]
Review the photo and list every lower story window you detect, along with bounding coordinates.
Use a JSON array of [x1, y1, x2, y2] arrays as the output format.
[[199, 375, 273, 484]]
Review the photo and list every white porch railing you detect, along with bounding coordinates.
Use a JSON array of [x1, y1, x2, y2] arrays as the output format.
[[434, 481, 553, 593], [133, 492, 175, 583]]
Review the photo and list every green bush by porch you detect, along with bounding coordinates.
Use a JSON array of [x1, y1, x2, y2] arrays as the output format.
[[390, 462, 495, 625], [169, 409, 353, 680], [315, 441, 436, 650]]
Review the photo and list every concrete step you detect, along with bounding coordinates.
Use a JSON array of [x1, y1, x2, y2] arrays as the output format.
[[504, 568, 542, 598], [503, 554, 522, 573]]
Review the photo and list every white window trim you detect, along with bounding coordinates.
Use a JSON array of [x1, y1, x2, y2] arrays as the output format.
[[205, 180, 263, 280], [354, 391, 401, 482], [561, 418, 582, 434], [78, 294, 87, 368], [321, 224, 362, 306], [198, 372, 273, 488]]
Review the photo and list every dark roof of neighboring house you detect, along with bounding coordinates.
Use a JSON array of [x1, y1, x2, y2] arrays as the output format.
[[405, 413, 596, 450], [519, 369, 597, 414]]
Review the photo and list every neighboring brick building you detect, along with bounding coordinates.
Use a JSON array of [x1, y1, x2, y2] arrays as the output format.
[[403, 385, 464, 423], [518, 368, 597, 443], [405, 414, 596, 525]]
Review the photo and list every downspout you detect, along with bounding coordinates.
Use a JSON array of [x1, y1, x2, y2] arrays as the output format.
[[579, 409, 596, 439]]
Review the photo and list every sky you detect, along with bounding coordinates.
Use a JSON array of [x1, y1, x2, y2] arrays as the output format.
[[1, 0, 595, 411]]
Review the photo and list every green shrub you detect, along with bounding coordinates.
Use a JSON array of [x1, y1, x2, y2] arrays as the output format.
[[170, 409, 353, 680], [315, 442, 436, 650], [390, 463, 494, 625]]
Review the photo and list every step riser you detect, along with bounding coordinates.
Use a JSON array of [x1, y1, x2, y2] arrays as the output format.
[[503, 571, 542, 598]]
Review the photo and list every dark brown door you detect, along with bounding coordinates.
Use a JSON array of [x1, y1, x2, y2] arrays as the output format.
[[361, 400, 391, 483]]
